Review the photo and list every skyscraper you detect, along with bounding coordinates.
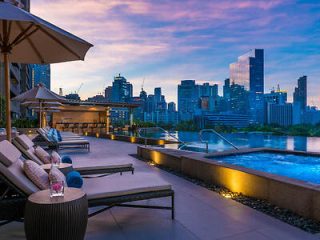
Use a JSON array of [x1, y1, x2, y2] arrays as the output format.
[[293, 76, 307, 112], [111, 74, 132, 102], [230, 82, 249, 114], [178, 80, 200, 121], [168, 102, 176, 112], [104, 86, 112, 102], [31, 64, 51, 89], [230, 49, 264, 124]]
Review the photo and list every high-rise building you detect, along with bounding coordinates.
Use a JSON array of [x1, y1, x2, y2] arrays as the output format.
[[264, 88, 287, 105], [266, 103, 293, 126], [293, 76, 307, 112], [230, 49, 264, 124], [154, 88, 162, 102], [104, 86, 112, 102], [65, 93, 81, 101], [111, 74, 132, 102], [87, 94, 106, 102], [31, 64, 51, 89], [178, 80, 200, 121], [229, 83, 249, 114], [168, 102, 176, 112]]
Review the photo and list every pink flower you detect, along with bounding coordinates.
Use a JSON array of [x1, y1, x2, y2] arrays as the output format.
[[52, 182, 63, 192]]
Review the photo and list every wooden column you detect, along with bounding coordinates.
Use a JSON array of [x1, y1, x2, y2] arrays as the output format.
[[4, 52, 11, 142], [105, 107, 110, 134]]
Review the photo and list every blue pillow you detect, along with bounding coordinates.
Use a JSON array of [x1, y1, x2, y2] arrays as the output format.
[[61, 155, 72, 164], [57, 130, 62, 142], [66, 171, 83, 188], [48, 128, 54, 136]]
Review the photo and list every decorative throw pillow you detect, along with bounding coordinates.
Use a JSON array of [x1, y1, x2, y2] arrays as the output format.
[[51, 151, 61, 164], [34, 146, 51, 164], [23, 160, 50, 190], [49, 166, 66, 183]]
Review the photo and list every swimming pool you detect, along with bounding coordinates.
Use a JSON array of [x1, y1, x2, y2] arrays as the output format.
[[161, 131, 320, 153], [209, 152, 320, 184]]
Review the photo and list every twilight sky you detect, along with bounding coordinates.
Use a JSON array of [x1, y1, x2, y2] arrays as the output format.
[[31, 0, 320, 107]]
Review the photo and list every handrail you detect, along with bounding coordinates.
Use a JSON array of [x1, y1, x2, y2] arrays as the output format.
[[199, 129, 239, 153], [138, 127, 186, 147]]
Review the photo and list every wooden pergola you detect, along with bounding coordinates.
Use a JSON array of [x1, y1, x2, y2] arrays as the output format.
[[52, 100, 140, 133]]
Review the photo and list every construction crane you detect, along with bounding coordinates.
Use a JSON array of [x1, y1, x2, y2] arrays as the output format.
[[76, 83, 84, 94]]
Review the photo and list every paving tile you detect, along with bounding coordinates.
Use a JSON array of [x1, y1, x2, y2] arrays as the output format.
[[216, 230, 271, 240], [120, 219, 199, 240], [0, 222, 25, 239], [257, 225, 319, 240]]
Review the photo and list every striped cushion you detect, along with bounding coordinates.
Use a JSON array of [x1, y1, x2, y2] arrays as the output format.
[[51, 151, 61, 164], [23, 160, 49, 190], [34, 146, 51, 164], [49, 166, 66, 183]]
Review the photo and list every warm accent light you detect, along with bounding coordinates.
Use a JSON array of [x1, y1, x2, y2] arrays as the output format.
[[148, 161, 156, 166], [158, 140, 165, 145], [110, 134, 115, 140], [130, 137, 136, 143], [96, 133, 100, 138], [84, 132, 88, 136], [221, 193, 232, 199]]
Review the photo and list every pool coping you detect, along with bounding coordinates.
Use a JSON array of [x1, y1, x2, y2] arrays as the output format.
[[137, 145, 320, 221]]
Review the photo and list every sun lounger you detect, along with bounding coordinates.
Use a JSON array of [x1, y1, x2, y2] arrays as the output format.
[[0, 140, 174, 225], [13, 134, 134, 175], [39, 128, 84, 140], [36, 129, 90, 152]]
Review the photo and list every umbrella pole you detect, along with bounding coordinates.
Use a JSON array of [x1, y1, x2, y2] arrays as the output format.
[[4, 52, 12, 142], [39, 100, 42, 128]]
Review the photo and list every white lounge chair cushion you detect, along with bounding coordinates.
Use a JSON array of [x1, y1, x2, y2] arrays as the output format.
[[0, 140, 21, 167], [16, 134, 34, 150], [0, 159, 39, 195], [59, 139, 89, 144], [24, 160, 50, 190], [82, 173, 171, 200], [34, 146, 51, 164], [73, 159, 132, 171], [49, 166, 66, 183]]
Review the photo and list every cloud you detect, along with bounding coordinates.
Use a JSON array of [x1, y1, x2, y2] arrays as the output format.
[[30, 0, 320, 107]]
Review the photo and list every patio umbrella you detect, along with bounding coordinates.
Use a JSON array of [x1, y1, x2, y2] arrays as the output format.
[[0, 1, 93, 141], [32, 106, 61, 127], [12, 84, 65, 128], [21, 101, 63, 108]]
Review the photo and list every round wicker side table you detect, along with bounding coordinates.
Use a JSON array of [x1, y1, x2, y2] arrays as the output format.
[[24, 188, 88, 240]]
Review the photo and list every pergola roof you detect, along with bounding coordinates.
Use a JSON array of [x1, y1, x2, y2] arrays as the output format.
[[65, 100, 140, 109]]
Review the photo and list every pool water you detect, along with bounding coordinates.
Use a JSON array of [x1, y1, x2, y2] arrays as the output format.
[[161, 131, 320, 153], [210, 152, 320, 184]]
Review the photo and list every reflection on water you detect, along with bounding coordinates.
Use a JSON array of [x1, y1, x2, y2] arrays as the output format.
[[116, 130, 320, 152], [170, 131, 319, 152]]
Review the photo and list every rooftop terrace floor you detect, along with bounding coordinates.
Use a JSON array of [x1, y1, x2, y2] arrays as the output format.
[[1, 137, 319, 240]]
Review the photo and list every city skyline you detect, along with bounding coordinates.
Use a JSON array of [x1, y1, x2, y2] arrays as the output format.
[[31, 0, 320, 107]]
